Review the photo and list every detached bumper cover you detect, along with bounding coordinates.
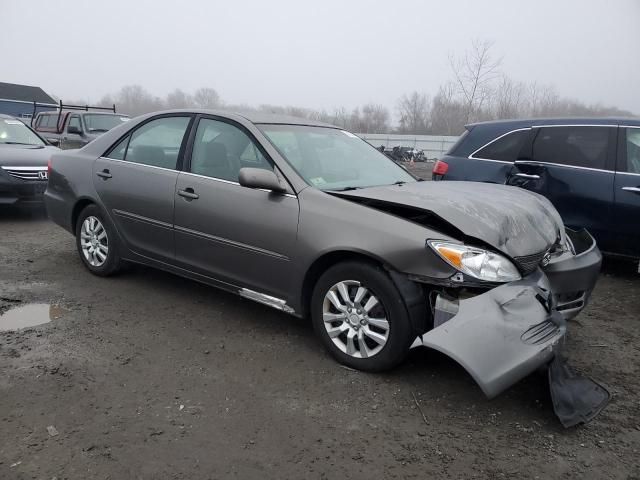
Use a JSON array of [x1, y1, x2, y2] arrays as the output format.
[[419, 230, 602, 399], [421, 270, 566, 398]]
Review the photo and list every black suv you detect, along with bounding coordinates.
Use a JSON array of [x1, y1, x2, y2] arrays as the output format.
[[433, 118, 640, 258]]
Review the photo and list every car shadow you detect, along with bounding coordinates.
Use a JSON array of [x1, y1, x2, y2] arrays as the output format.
[[0, 204, 48, 222], [600, 255, 638, 279]]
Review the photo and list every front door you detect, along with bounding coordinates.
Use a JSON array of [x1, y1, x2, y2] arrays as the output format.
[[612, 127, 640, 256], [93, 115, 192, 262], [174, 116, 299, 300], [506, 125, 616, 249], [61, 114, 85, 149]]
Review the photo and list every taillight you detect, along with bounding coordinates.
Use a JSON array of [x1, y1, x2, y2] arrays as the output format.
[[432, 160, 449, 176], [47, 158, 52, 177]]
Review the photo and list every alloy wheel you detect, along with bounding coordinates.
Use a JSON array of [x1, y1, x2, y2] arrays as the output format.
[[80, 216, 109, 267], [322, 280, 390, 358]]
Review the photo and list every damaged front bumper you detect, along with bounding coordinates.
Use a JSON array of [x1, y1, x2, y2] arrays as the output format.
[[418, 230, 601, 399]]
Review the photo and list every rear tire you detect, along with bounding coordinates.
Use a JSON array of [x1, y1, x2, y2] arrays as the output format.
[[75, 204, 122, 276], [311, 261, 413, 372]]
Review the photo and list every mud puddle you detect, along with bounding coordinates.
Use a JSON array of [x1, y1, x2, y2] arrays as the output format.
[[0, 303, 67, 331]]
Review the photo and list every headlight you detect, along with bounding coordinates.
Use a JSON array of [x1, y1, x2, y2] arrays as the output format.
[[428, 241, 521, 283]]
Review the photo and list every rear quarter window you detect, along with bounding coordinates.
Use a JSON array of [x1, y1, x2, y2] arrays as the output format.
[[445, 129, 469, 155], [471, 129, 529, 161]]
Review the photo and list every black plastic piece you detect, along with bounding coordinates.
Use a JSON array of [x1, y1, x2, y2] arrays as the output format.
[[548, 354, 610, 428]]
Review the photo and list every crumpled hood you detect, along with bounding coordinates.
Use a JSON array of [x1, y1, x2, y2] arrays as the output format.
[[0, 144, 59, 167], [335, 181, 564, 258]]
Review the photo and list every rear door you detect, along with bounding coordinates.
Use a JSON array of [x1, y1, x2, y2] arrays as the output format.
[[93, 115, 192, 262], [506, 125, 616, 249], [612, 126, 640, 256]]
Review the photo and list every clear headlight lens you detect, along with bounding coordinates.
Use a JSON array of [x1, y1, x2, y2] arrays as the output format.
[[428, 241, 521, 283]]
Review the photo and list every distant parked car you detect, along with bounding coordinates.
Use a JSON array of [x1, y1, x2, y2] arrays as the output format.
[[433, 118, 640, 258], [0, 114, 59, 205], [33, 107, 129, 149], [45, 109, 602, 399]]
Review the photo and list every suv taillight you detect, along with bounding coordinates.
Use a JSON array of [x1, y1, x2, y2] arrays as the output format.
[[432, 160, 449, 175], [47, 158, 52, 177]]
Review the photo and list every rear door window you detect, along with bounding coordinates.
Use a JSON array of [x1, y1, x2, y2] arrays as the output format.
[[623, 128, 640, 174], [472, 129, 529, 161], [116, 116, 191, 169], [37, 114, 56, 130], [532, 126, 609, 169]]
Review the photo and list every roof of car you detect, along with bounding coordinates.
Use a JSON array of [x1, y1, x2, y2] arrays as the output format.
[[143, 109, 340, 129], [467, 117, 640, 128], [236, 111, 338, 128]]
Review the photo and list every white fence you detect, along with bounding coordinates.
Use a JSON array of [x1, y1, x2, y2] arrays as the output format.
[[357, 133, 459, 159]]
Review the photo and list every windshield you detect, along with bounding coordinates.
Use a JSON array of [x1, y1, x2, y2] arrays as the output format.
[[0, 118, 45, 146], [259, 125, 415, 190], [83, 114, 130, 133]]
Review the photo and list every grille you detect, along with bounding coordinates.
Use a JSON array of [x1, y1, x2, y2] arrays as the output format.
[[1, 166, 48, 181], [514, 250, 547, 275], [521, 320, 561, 345]]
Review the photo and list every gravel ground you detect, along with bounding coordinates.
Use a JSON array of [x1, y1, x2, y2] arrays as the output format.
[[1, 198, 639, 479]]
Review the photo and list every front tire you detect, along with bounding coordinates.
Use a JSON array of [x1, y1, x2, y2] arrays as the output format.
[[75, 204, 122, 276], [311, 261, 413, 372]]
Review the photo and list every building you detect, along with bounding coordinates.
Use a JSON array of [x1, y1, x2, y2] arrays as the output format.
[[0, 82, 57, 121]]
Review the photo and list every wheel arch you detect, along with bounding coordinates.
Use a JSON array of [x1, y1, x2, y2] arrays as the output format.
[[71, 197, 97, 235], [299, 249, 386, 318], [299, 249, 428, 335]]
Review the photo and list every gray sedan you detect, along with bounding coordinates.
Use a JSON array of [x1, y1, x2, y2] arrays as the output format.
[[44, 110, 601, 398]]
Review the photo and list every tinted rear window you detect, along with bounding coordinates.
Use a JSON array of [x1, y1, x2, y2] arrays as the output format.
[[532, 126, 609, 169], [472, 129, 529, 161]]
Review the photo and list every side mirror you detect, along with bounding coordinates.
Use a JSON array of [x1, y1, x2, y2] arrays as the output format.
[[238, 167, 287, 193], [67, 125, 82, 135]]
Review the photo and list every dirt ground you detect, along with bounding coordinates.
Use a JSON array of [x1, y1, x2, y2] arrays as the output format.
[[1, 200, 639, 479]]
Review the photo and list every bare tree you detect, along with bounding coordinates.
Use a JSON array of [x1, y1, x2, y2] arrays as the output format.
[[360, 104, 390, 133], [429, 82, 467, 135], [193, 87, 221, 109], [106, 85, 163, 116], [165, 88, 193, 109], [449, 39, 502, 123], [330, 107, 350, 129], [397, 92, 430, 134], [492, 76, 527, 119]]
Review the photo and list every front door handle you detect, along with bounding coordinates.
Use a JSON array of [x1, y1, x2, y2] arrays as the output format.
[[514, 173, 540, 179], [178, 188, 199, 200], [96, 169, 112, 179], [622, 186, 640, 193]]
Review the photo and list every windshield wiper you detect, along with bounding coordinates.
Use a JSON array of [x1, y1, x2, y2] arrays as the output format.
[[88, 128, 108, 133], [330, 186, 361, 191], [392, 181, 407, 185], [1, 141, 36, 145]]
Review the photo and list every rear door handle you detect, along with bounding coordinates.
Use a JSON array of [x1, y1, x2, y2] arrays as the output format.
[[622, 186, 640, 193], [96, 169, 112, 179], [515, 173, 540, 179], [178, 188, 199, 200]]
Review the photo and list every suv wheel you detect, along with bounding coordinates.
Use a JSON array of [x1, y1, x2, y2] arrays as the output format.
[[75, 204, 122, 276], [311, 261, 413, 372]]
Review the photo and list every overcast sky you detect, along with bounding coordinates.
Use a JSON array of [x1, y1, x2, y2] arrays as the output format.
[[2, 0, 639, 114]]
